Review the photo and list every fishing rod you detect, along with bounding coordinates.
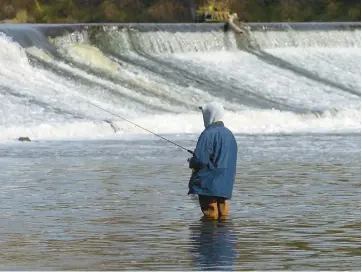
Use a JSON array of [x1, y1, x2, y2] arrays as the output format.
[[87, 101, 194, 155]]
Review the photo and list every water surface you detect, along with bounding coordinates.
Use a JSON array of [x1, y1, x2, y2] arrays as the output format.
[[0, 134, 360, 270]]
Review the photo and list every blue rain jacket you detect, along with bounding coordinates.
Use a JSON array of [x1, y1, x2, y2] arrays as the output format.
[[188, 102, 238, 199]]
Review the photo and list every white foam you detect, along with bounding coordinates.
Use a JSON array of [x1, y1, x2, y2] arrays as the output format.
[[0, 32, 360, 142], [106, 108, 361, 135], [0, 109, 359, 142], [250, 29, 361, 49], [51, 43, 246, 113], [0, 121, 116, 141], [172, 49, 361, 110], [0, 33, 30, 69]]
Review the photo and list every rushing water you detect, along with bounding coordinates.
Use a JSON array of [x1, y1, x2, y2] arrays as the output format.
[[0, 23, 360, 140], [0, 133, 360, 270], [0, 22, 360, 270]]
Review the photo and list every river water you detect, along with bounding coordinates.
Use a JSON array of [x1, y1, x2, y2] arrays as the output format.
[[0, 133, 360, 270], [0, 22, 360, 270]]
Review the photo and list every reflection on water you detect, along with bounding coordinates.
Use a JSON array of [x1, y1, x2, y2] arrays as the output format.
[[190, 217, 237, 271], [0, 134, 360, 270]]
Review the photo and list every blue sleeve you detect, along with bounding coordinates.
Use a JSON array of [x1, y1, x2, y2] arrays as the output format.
[[189, 131, 214, 171]]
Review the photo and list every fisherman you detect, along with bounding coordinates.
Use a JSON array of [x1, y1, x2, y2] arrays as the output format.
[[188, 102, 238, 219]]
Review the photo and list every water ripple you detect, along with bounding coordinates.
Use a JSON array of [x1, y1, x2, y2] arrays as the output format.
[[0, 134, 360, 270]]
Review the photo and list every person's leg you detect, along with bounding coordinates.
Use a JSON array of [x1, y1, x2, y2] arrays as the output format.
[[217, 197, 230, 217], [198, 195, 219, 219]]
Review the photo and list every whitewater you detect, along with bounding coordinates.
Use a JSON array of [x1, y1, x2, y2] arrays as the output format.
[[0, 23, 360, 141]]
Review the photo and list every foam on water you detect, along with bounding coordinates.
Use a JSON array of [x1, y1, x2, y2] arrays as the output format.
[[0, 24, 360, 142], [249, 29, 361, 49], [171, 49, 361, 110], [0, 108, 359, 142]]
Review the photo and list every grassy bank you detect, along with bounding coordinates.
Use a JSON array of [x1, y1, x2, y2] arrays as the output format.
[[0, 0, 360, 24]]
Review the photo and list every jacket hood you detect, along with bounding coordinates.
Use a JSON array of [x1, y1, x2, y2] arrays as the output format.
[[199, 102, 225, 128]]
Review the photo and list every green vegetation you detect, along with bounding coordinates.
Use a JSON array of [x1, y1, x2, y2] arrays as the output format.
[[0, 0, 360, 23]]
